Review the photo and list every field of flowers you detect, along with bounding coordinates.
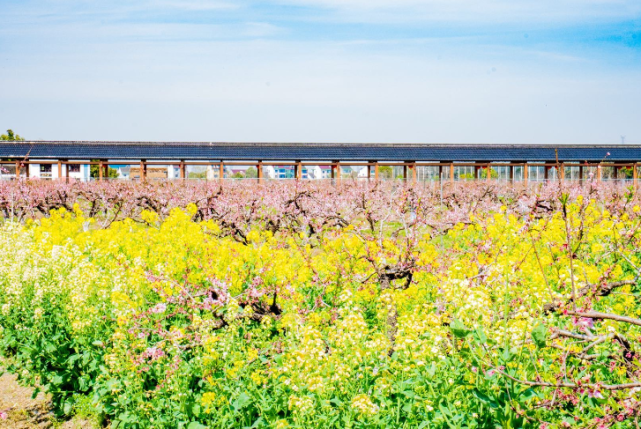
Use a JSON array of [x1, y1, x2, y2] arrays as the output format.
[[0, 180, 640, 428]]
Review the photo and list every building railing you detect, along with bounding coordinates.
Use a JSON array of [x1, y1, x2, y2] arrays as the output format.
[[0, 160, 639, 187]]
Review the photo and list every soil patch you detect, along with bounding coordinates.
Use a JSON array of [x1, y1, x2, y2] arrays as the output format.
[[0, 371, 95, 428]]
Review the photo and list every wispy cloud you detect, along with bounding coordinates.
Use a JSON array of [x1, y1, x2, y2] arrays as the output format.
[[272, 0, 641, 24], [152, 0, 240, 11], [0, 0, 639, 142]]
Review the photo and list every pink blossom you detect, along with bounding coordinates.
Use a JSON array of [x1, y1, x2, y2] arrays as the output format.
[[150, 303, 167, 314], [576, 317, 594, 330], [143, 346, 165, 361], [0, 411, 7, 419], [588, 390, 604, 399]]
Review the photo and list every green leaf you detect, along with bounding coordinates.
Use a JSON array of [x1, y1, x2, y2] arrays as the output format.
[[51, 375, 64, 386], [475, 328, 488, 344], [472, 388, 499, 409], [187, 422, 208, 429], [330, 398, 343, 407], [191, 403, 202, 418], [233, 392, 251, 411], [63, 400, 73, 415], [450, 319, 471, 338], [519, 388, 538, 401], [532, 324, 547, 348]]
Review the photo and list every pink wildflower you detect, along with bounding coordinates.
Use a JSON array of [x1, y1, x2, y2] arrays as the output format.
[[150, 303, 167, 314]]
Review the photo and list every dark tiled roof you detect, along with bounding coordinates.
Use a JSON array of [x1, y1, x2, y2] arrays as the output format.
[[0, 141, 638, 162]]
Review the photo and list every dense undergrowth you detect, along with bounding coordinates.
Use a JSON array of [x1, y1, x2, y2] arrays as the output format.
[[0, 181, 640, 428]]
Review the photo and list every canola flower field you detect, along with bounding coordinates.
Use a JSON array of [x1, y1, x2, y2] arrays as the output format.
[[0, 180, 640, 428]]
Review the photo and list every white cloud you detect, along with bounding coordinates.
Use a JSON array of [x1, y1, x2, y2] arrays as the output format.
[[0, 0, 639, 143]]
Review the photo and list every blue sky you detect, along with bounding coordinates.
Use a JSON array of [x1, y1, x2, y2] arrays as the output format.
[[0, 0, 640, 143]]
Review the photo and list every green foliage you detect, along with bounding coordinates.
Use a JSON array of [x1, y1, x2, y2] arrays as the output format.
[[379, 166, 393, 179], [89, 160, 119, 178], [531, 324, 547, 348], [0, 129, 25, 141], [478, 168, 499, 179], [450, 319, 471, 338]]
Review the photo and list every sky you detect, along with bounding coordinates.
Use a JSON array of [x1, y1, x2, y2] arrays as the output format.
[[0, 0, 640, 143]]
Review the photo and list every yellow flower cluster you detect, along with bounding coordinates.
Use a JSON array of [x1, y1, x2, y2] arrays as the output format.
[[0, 194, 639, 427]]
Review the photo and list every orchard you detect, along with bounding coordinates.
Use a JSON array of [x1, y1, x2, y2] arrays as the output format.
[[0, 180, 640, 428]]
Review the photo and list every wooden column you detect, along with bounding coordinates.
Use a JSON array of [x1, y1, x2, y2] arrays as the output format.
[[374, 163, 379, 181], [57, 160, 63, 181], [367, 162, 372, 181], [103, 163, 109, 180], [98, 161, 104, 181], [597, 163, 602, 182], [449, 163, 454, 183], [65, 161, 70, 183], [25, 162, 30, 179], [560, 163, 565, 181], [332, 161, 341, 185], [544, 165, 550, 181], [15, 161, 21, 180], [509, 164, 514, 183], [140, 160, 146, 182], [475, 164, 481, 180], [219, 163, 224, 183], [410, 162, 417, 183], [257, 161, 263, 184], [523, 163, 528, 182], [295, 161, 302, 180], [179, 160, 186, 180], [438, 164, 443, 182], [486, 164, 491, 182], [403, 164, 408, 182]]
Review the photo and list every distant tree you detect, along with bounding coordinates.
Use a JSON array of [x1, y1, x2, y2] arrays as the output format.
[[188, 171, 207, 179], [89, 160, 119, 178], [379, 166, 393, 179], [479, 168, 499, 179], [620, 166, 634, 179], [232, 172, 245, 179], [245, 167, 258, 178], [0, 129, 25, 141]]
